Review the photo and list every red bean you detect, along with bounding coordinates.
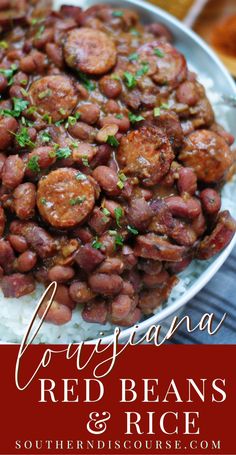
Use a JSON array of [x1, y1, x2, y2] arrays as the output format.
[[165, 196, 201, 219], [0, 152, 6, 178], [100, 114, 130, 133], [0, 117, 18, 150], [143, 270, 170, 288], [72, 143, 96, 164], [118, 308, 142, 327], [16, 250, 37, 272], [45, 42, 63, 68], [69, 281, 95, 303], [8, 234, 28, 253], [13, 71, 28, 86], [20, 55, 36, 73], [96, 257, 124, 274], [1, 273, 35, 298], [111, 294, 132, 321], [2, 155, 25, 189], [89, 273, 123, 295], [75, 243, 105, 272], [82, 300, 107, 324], [77, 103, 100, 125], [26, 146, 56, 173], [99, 76, 122, 98], [92, 165, 121, 196], [200, 189, 221, 215], [33, 27, 54, 49], [38, 300, 72, 325], [177, 167, 197, 195], [48, 265, 75, 283], [68, 121, 96, 142], [9, 84, 24, 99], [0, 205, 5, 236], [104, 100, 120, 114]]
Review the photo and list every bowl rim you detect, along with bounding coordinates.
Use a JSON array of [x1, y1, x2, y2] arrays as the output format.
[[73, 0, 236, 344]]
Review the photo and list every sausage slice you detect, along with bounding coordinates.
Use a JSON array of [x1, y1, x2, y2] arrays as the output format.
[[179, 130, 233, 183], [37, 168, 95, 229], [64, 27, 117, 75], [117, 126, 174, 186], [29, 75, 78, 122]]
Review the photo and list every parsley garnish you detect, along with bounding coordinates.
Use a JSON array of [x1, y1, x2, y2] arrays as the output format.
[[115, 114, 123, 119], [128, 112, 144, 124], [77, 71, 96, 91], [153, 103, 169, 117], [108, 230, 124, 247], [123, 71, 137, 89], [130, 28, 140, 36], [107, 135, 119, 147], [117, 172, 127, 189], [42, 114, 52, 124], [40, 131, 51, 143], [69, 196, 86, 206], [0, 64, 17, 85], [114, 207, 124, 227], [0, 41, 8, 49], [40, 197, 47, 205], [35, 25, 45, 39], [154, 48, 165, 58], [112, 10, 123, 17], [76, 172, 87, 181], [38, 89, 52, 99], [128, 52, 139, 62], [82, 156, 89, 167], [102, 208, 110, 216], [55, 147, 72, 160], [136, 62, 149, 77], [127, 225, 139, 235], [92, 238, 103, 249], [27, 155, 40, 173], [14, 127, 35, 148], [0, 97, 29, 118]]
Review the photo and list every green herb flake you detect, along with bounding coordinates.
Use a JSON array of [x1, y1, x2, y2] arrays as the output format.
[[77, 71, 96, 91], [130, 28, 140, 36], [115, 114, 123, 119], [154, 48, 165, 58], [40, 197, 47, 205], [128, 112, 144, 124], [114, 207, 124, 227], [26, 106, 37, 115], [14, 127, 35, 148], [38, 89, 52, 99], [112, 10, 123, 17], [42, 114, 52, 124], [123, 71, 137, 89], [27, 155, 40, 173], [69, 195, 86, 206], [40, 131, 51, 143], [102, 208, 111, 216], [31, 17, 45, 25], [20, 79, 28, 85], [56, 147, 72, 160], [107, 135, 119, 148], [20, 88, 28, 97], [0, 97, 29, 118], [115, 234, 124, 247], [55, 119, 64, 126], [128, 52, 139, 62], [92, 238, 103, 250], [153, 107, 160, 117], [0, 64, 17, 86], [136, 62, 149, 78], [59, 107, 66, 116], [35, 25, 45, 39], [82, 155, 89, 167], [111, 74, 120, 81], [76, 172, 87, 181], [161, 102, 169, 110], [127, 225, 139, 235], [0, 41, 8, 49]]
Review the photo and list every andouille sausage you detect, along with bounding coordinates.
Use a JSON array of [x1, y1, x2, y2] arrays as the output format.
[[64, 27, 117, 75], [134, 233, 187, 262], [29, 75, 78, 122], [37, 168, 95, 229], [179, 130, 233, 183], [117, 126, 174, 186], [1, 273, 35, 298], [10, 221, 56, 258]]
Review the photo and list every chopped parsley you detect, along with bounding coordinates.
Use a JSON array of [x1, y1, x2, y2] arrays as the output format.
[[102, 208, 111, 216], [0, 41, 8, 49], [0, 97, 29, 118], [0, 64, 17, 85], [76, 172, 87, 181], [108, 230, 124, 247], [38, 89, 52, 99], [31, 17, 45, 25], [42, 114, 52, 124], [27, 155, 40, 173], [115, 114, 123, 119], [40, 131, 51, 143], [40, 197, 47, 205], [123, 71, 137, 89], [20, 79, 28, 86], [26, 106, 37, 115], [55, 147, 72, 160], [14, 127, 35, 148], [154, 48, 165, 58], [35, 25, 45, 39], [117, 172, 127, 189], [82, 155, 89, 167], [128, 112, 144, 124], [127, 225, 139, 235], [111, 74, 120, 81], [77, 71, 96, 91], [128, 52, 139, 62], [136, 62, 149, 77], [107, 135, 119, 148], [69, 196, 86, 206], [21, 116, 33, 127], [153, 103, 169, 117], [130, 28, 140, 36], [92, 238, 103, 249], [112, 10, 123, 17], [20, 88, 28, 97], [55, 119, 64, 126], [114, 207, 124, 227]]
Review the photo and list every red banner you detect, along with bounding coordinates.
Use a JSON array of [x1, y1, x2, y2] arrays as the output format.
[[0, 344, 235, 455]]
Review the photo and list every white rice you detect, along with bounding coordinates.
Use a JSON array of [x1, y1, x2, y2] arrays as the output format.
[[1, 70, 236, 344]]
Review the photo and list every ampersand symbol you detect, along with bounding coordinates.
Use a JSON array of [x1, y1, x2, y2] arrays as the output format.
[[87, 411, 111, 434]]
